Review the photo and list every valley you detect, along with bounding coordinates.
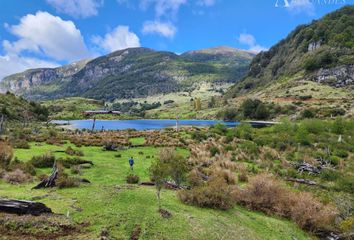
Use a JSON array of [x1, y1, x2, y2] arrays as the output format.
[[0, 4, 353, 240]]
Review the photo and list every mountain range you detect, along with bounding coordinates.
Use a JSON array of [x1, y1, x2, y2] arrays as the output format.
[[0, 46, 254, 101]]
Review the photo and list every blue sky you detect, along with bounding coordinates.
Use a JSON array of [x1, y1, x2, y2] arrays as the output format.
[[0, 0, 351, 79]]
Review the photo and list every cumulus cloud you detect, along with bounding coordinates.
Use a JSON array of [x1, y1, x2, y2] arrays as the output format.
[[238, 33, 268, 53], [142, 21, 176, 38], [92, 26, 141, 52], [0, 55, 58, 81], [46, 0, 103, 18], [4, 11, 90, 61], [0, 11, 91, 80]]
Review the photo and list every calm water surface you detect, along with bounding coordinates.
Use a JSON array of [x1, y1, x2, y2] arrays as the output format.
[[52, 119, 240, 131]]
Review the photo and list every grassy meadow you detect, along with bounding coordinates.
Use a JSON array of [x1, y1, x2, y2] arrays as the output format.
[[0, 141, 310, 240]]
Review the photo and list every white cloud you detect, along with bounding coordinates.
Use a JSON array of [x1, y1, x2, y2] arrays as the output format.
[[92, 26, 140, 53], [142, 21, 176, 38], [238, 33, 268, 53], [276, 0, 315, 15], [287, 0, 315, 15], [0, 11, 92, 80], [238, 33, 256, 47], [0, 55, 58, 81], [46, 0, 102, 18], [4, 11, 90, 61], [140, 0, 187, 18], [197, 0, 216, 7]]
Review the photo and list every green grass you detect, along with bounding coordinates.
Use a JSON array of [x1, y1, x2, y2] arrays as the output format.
[[129, 137, 146, 145], [0, 142, 310, 239]]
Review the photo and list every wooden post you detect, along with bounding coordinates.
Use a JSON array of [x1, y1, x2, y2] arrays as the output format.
[[91, 117, 96, 132], [176, 115, 179, 132]]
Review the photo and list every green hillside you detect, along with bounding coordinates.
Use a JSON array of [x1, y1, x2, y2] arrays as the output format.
[[1, 47, 254, 102], [0, 92, 48, 122], [228, 5, 353, 97]]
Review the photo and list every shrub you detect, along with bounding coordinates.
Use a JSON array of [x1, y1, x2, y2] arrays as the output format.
[[9, 159, 36, 176], [235, 174, 338, 232], [126, 174, 140, 184], [238, 170, 248, 183], [103, 142, 117, 151], [65, 146, 84, 156], [14, 140, 30, 149], [30, 153, 55, 168], [333, 149, 348, 158], [56, 173, 80, 189], [178, 176, 235, 210], [289, 192, 337, 231], [0, 142, 13, 169], [209, 146, 220, 157], [335, 176, 354, 193], [4, 169, 33, 184], [235, 124, 253, 140], [71, 165, 81, 175], [320, 169, 340, 181], [301, 109, 315, 119]]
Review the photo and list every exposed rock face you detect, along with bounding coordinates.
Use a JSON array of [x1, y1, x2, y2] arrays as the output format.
[[308, 64, 354, 87], [1, 59, 89, 92], [0, 47, 255, 101]]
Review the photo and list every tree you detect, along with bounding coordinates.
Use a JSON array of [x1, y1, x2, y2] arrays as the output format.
[[149, 158, 170, 210], [150, 148, 188, 209], [195, 98, 201, 111], [255, 103, 270, 120], [208, 96, 216, 108], [159, 148, 188, 187]]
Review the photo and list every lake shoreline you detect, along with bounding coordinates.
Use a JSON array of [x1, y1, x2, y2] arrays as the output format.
[[51, 119, 240, 131]]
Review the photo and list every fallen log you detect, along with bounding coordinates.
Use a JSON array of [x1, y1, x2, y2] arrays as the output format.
[[33, 162, 59, 189], [286, 178, 317, 186], [0, 198, 52, 216], [140, 181, 155, 186], [286, 178, 328, 189]]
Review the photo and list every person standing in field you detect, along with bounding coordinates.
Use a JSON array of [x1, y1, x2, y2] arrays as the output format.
[[129, 157, 134, 170]]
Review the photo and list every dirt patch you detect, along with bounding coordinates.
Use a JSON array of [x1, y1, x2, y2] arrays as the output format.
[[0, 212, 86, 239], [130, 224, 142, 240], [159, 209, 172, 219]]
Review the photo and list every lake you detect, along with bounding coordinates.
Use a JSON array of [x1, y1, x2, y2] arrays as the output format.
[[52, 119, 240, 131]]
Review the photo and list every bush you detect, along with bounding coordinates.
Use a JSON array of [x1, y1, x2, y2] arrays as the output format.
[[4, 169, 33, 184], [30, 153, 55, 168], [9, 159, 36, 176], [14, 140, 30, 149], [335, 176, 354, 193], [333, 149, 348, 158], [56, 173, 80, 189], [301, 109, 315, 119], [71, 165, 81, 175], [235, 174, 338, 232], [241, 99, 270, 120], [238, 170, 248, 183], [209, 146, 220, 157], [320, 169, 340, 181], [0, 142, 13, 169], [103, 142, 117, 151], [126, 174, 140, 184], [65, 146, 84, 156], [178, 176, 235, 210]]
